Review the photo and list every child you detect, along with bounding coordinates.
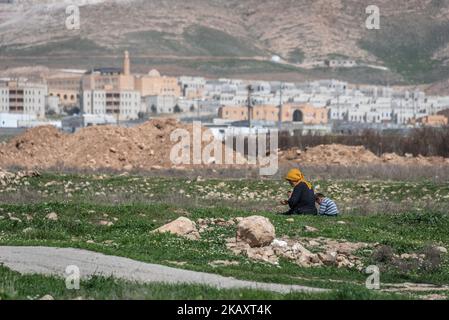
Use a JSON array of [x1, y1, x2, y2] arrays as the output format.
[[315, 193, 339, 216]]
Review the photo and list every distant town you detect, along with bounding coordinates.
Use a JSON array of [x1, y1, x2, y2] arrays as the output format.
[[1, 51, 448, 138]]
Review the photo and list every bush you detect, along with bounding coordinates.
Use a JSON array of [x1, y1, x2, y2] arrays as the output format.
[[372, 245, 394, 263], [420, 246, 442, 272]]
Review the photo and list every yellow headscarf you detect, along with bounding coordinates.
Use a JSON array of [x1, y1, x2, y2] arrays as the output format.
[[285, 168, 312, 189]]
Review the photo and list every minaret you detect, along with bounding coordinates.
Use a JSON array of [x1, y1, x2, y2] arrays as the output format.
[[123, 51, 130, 75]]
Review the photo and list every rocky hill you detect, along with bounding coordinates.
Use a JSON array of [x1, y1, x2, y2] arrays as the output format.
[[1, 0, 449, 85]]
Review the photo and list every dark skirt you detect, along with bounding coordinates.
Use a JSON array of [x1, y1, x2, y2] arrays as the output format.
[[283, 207, 318, 215]]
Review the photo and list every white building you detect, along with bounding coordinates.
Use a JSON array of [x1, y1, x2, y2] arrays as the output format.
[[0, 112, 62, 129], [82, 90, 141, 120], [178, 76, 206, 98], [393, 109, 416, 125], [0, 113, 37, 128], [198, 76, 449, 127], [325, 60, 357, 68], [145, 95, 178, 114], [62, 114, 117, 132], [45, 96, 61, 114], [0, 79, 47, 119]]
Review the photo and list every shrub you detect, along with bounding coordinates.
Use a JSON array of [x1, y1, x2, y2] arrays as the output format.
[[372, 245, 394, 263]]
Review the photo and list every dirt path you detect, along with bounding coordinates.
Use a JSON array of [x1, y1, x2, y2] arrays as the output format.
[[0, 246, 328, 294]]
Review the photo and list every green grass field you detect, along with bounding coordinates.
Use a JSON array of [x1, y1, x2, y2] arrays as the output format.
[[0, 173, 448, 300]]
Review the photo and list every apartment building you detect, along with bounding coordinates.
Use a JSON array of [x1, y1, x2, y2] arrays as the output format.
[[144, 95, 177, 114], [0, 79, 47, 119], [415, 115, 448, 127], [82, 90, 141, 120], [218, 104, 328, 124], [78, 52, 143, 120], [48, 89, 78, 108], [179, 76, 206, 99], [46, 71, 84, 109], [135, 69, 181, 97]]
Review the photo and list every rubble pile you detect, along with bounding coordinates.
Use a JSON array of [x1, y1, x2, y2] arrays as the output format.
[[0, 168, 40, 187], [226, 235, 367, 269], [196, 217, 240, 233], [155, 216, 447, 272], [196, 215, 368, 269], [281, 144, 449, 166]]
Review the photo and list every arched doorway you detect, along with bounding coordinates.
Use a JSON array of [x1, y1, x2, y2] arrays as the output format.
[[293, 109, 303, 122]]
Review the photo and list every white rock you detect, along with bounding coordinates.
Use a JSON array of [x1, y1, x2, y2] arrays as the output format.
[[153, 217, 200, 240], [45, 212, 58, 221], [435, 246, 448, 254], [99, 220, 113, 227], [303, 225, 319, 232], [22, 227, 33, 234], [292, 243, 312, 255], [271, 239, 288, 248]]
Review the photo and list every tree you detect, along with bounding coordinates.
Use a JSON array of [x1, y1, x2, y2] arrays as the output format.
[[67, 106, 80, 116], [190, 105, 195, 112], [174, 104, 181, 113], [46, 109, 56, 116], [138, 111, 147, 119], [150, 105, 157, 113]]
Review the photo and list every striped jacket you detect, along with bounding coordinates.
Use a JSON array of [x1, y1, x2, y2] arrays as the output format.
[[319, 198, 339, 216]]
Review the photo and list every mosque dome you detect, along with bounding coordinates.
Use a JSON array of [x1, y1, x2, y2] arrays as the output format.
[[148, 69, 161, 77]]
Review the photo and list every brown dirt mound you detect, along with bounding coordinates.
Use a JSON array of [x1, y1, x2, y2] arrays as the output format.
[[0, 119, 239, 171], [2, 123, 449, 171], [281, 144, 449, 166]]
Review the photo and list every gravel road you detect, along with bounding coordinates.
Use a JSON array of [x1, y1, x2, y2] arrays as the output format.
[[0, 246, 328, 294]]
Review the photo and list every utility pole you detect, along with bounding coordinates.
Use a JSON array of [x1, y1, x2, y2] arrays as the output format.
[[412, 91, 416, 119], [196, 98, 200, 119], [278, 81, 283, 130], [247, 84, 254, 128], [79, 77, 85, 128], [337, 91, 340, 121]]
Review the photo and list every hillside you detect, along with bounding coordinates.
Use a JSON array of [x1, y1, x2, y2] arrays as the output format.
[[1, 0, 449, 85]]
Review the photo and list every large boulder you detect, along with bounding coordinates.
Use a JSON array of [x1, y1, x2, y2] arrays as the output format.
[[236, 216, 275, 247], [153, 217, 200, 240]]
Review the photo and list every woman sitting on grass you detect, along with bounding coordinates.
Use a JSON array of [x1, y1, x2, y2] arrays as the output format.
[[280, 168, 317, 215]]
